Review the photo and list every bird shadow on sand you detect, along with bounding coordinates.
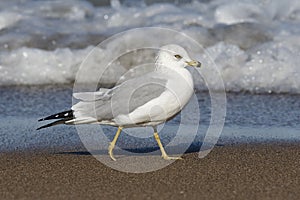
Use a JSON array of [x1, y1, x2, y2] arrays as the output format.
[[57, 142, 224, 156]]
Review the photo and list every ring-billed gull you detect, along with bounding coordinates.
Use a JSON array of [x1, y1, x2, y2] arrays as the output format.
[[38, 44, 201, 160]]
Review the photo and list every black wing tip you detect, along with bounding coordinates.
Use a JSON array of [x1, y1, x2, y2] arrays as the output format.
[[38, 110, 74, 122], [36, 124, 49, 130], [37, 110, 74, 130], [36, 119, 67, 130]]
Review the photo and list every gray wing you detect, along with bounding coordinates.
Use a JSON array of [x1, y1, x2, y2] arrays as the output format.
[[72, 72, 167, 122]]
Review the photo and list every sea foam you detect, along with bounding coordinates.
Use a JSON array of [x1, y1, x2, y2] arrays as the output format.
[[0, 0, 300, 93]]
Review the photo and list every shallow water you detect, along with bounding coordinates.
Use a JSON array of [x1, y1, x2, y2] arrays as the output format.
[[0, 85, 299, 152]]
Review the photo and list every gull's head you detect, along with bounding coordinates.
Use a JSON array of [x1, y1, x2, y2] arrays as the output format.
[[155, 44, 201, 70]]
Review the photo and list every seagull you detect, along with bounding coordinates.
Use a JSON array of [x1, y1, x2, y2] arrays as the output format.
[[37, 44, 201, 161]]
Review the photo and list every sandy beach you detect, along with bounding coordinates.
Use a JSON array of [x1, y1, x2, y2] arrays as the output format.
[[1, 143, 299, 200]]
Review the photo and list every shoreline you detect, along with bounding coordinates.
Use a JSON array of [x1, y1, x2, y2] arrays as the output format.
[[1, 143, 300, 199]]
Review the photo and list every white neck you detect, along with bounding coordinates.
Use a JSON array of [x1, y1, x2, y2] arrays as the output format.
[[154, 62, 194, 91]]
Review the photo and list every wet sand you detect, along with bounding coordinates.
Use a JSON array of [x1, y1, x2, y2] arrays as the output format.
[[0, 143, 300, 200]]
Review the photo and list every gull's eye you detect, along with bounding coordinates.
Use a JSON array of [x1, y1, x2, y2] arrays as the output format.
[[174, 54, 182, 59]]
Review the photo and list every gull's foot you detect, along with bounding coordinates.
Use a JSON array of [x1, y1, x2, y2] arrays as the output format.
[[162, 154, 183, 160], [108, 143, 116, 161]]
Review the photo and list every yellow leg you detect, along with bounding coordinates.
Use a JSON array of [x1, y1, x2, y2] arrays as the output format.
[[154, 132, 182, 160], [108, 126, 123, 161]]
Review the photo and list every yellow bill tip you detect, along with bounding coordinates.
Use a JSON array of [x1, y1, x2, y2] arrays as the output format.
[[186, 60, 201, 68]]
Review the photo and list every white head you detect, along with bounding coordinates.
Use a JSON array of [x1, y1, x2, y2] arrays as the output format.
[[155, 44, 201, 70]]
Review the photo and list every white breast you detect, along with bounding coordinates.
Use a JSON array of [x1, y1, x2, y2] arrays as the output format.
[[114, 68, 194, 126]]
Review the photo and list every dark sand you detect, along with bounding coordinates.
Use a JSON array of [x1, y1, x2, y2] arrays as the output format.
[[1, 144, 300, 200]]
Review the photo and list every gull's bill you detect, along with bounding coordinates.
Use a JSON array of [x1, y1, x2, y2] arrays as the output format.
[[186, 60, 201, 68]]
